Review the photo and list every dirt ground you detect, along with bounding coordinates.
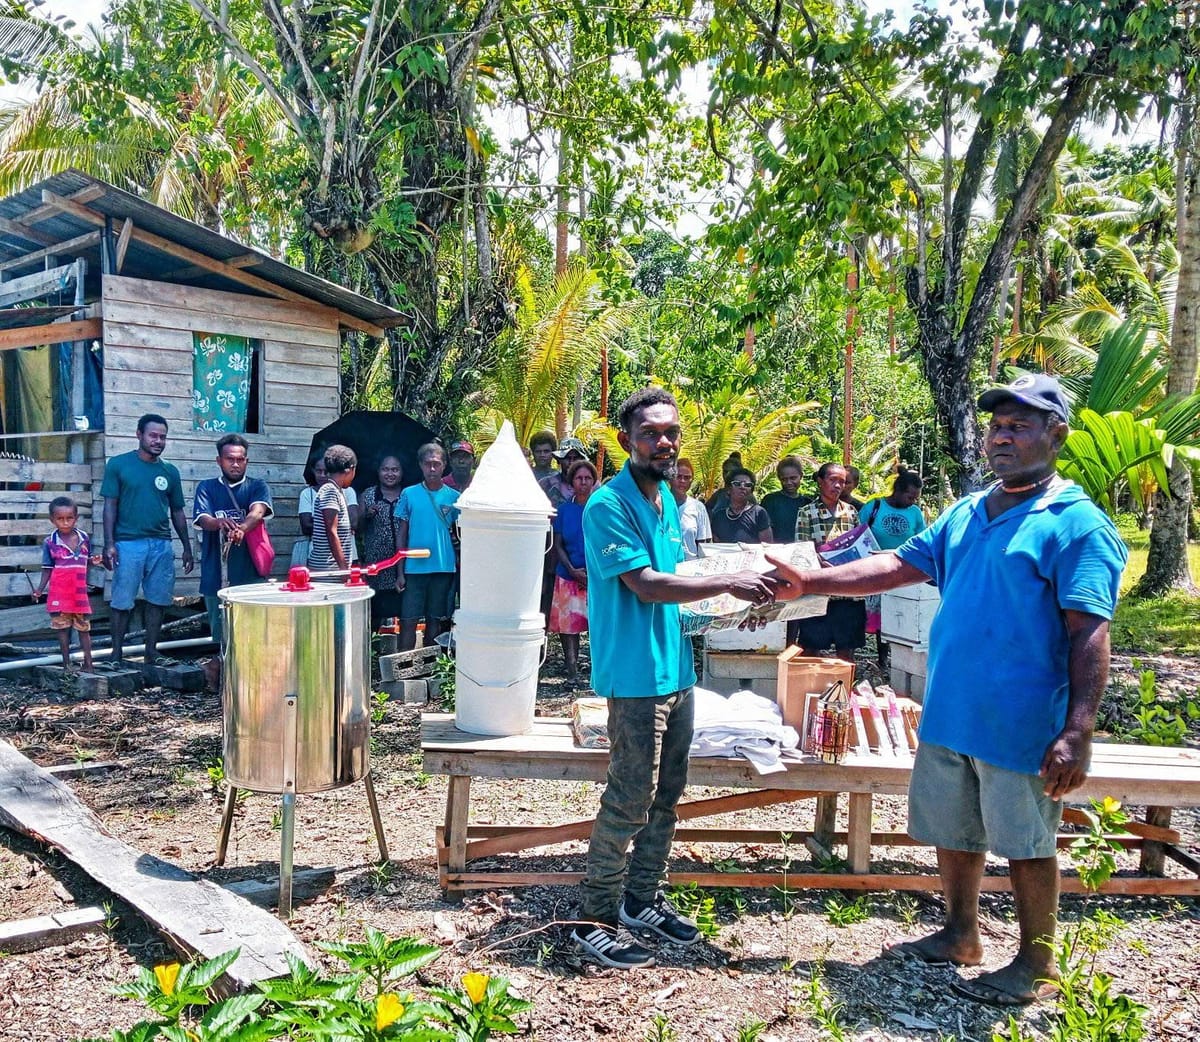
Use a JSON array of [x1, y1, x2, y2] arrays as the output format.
[[0, 635, 1197, 1042]]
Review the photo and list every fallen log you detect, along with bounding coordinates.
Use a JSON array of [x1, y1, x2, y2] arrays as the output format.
[[0, 739, 312, 987]]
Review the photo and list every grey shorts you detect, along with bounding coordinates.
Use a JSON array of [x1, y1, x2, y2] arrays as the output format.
[[908, 741, 1062, 860]]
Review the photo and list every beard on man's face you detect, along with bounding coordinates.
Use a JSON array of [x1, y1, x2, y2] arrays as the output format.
[[634, 454, 677, 482]]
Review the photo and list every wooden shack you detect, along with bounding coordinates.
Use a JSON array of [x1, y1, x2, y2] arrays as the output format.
[[0, 172, 405, 637]]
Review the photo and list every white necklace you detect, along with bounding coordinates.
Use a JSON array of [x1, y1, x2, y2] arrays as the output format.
[[725, 503, 750, 521]]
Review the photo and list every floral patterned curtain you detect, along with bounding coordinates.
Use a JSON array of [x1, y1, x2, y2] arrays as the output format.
[[193, 331, 252, 433]]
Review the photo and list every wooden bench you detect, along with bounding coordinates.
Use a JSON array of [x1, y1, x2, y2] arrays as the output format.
[[421, 714, 1200, 898]]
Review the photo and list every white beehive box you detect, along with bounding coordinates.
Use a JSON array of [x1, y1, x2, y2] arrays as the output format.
[[706, 619, 788, 652], [880, 581, 941, 647]]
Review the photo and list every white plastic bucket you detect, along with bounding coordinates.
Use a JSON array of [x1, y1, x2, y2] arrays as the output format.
[[453, 609, 546, 736], [457, 508, 551, 617]]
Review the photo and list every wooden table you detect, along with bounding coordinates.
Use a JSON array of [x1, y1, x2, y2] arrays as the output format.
[[421, 714, 1200, 898]]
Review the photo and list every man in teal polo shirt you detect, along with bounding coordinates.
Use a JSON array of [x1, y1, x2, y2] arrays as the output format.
[[100, 413, 194, 666], [769, 374, 1127, 1006], [573, 387, 778, 970]]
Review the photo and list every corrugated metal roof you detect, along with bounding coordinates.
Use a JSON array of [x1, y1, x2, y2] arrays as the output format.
[[0, 305, 78, 331], [0, 171, 407, 329]]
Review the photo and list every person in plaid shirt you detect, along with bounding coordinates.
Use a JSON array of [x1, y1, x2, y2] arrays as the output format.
[[792, 462, 865, 660]]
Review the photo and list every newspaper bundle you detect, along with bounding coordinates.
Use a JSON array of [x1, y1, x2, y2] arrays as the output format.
[[677, 540, 829, 636]]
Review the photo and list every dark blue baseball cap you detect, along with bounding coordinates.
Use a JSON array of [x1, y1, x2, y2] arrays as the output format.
[[978, 374, 1070, 424]]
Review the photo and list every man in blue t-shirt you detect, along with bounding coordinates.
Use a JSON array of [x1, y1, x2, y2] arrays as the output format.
[[193, 434, 273, 647], [573, 387, 777, 971], [100, 413, 194, 666], [395, 442, 460, 650], [770, 374, 1126, 1007]]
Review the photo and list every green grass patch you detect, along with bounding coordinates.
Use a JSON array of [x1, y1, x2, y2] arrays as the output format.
[[1111, 592, 1200, 655], [1111, 515, 1200, 655]]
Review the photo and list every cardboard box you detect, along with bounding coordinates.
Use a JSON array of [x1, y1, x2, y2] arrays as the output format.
[[775, 648, 854, 731]]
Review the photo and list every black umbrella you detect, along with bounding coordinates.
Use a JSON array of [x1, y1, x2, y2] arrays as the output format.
[[307, 411, 440, 493]]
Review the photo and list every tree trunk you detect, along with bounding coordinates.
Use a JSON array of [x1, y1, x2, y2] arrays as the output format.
[[1137, 96, 1199, 597]]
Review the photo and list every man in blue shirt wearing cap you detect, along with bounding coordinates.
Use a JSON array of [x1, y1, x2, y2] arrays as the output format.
[[769, 374, 1127, 1006], [573, 386, 778, 970]]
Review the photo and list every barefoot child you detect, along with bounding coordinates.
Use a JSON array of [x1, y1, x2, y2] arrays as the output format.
[[32, 496, 100, 671]]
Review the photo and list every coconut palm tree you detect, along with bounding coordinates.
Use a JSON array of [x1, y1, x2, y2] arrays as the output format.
[[0, 0, 287, 237], [467, 262, 637, 452]]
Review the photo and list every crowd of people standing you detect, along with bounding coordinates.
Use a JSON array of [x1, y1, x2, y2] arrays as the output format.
[[32, 410, 927, 673]]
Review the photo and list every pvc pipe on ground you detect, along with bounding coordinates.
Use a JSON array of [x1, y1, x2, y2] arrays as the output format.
[[0, 637, 216, 674]]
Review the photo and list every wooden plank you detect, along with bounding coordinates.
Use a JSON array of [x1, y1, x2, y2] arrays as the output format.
[[4, 546, 62, 568], [0, 459, 94, 484], [0, 430, 91, 441], [0, 318, 101, 352], [0, 488, 94, 510], [261, 341, 341, 365], [0, 230, 101, 273], [0, 215, 58, 247], [420, 716, 1200, 805], [264, 383, 339, 408], [0, 571, 104, 599], [45, 760, 123, 778], [23, 183, 104, 225], [1139, 806, 1173, 875], [0, 597, 106, 639], [0, 907, 107, 954], [0, 739, 312, 985], [103, 308, 341, 350], [114, 218, 133, 273], [1061, 806, 1180, 845], [439, 869, 1200, 896], [263, 404, 338, 429], [0, 264, 77, 309], [847, 792, 872, 874], [104, 274, 338, 331], [1163, 844, 1200, 875], [0, 518, 73, 536]]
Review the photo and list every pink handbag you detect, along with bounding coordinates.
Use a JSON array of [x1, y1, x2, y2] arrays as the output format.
[[244, 523, 275, 577], [224, 483, 275, 577]]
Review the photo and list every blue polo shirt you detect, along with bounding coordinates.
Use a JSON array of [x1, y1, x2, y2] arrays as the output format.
[[583, 463, 696, 699], [897, 481, 1127, 775]]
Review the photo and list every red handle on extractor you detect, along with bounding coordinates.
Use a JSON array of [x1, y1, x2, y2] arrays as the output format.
[[280, 548, 432, 591]]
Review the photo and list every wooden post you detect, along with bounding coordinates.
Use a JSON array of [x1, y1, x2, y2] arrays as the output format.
[[68, 257, 88, 467], [1139, 806, 1173, 875]]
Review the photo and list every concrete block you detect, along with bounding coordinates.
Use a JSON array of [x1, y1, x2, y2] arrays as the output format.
[[34, 664, 76, 689], [889, 666, 927, 704], [375, 633, 400, 656], [142, 661, 206, 691], [888, 642, 928, 676], [379, 647, 438, 681], [79, 666, 143, 698], [380, 678, 427, 705], [702, 651, 778, 700]]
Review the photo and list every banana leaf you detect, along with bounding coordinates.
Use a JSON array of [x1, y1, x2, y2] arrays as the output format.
[[1057, 409, 1172, 513]]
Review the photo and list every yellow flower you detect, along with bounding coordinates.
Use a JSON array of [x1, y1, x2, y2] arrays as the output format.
[[375, 992, 404, 1031], [1101, 796, 1123, 816], [154, 963, 181, 996], [462, 972, 489, 1005]]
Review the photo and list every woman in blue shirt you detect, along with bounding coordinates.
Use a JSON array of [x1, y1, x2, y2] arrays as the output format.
[[861, 469, 926, 658], [861, 469, 926, 551], [550, 459, 598, 682]]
